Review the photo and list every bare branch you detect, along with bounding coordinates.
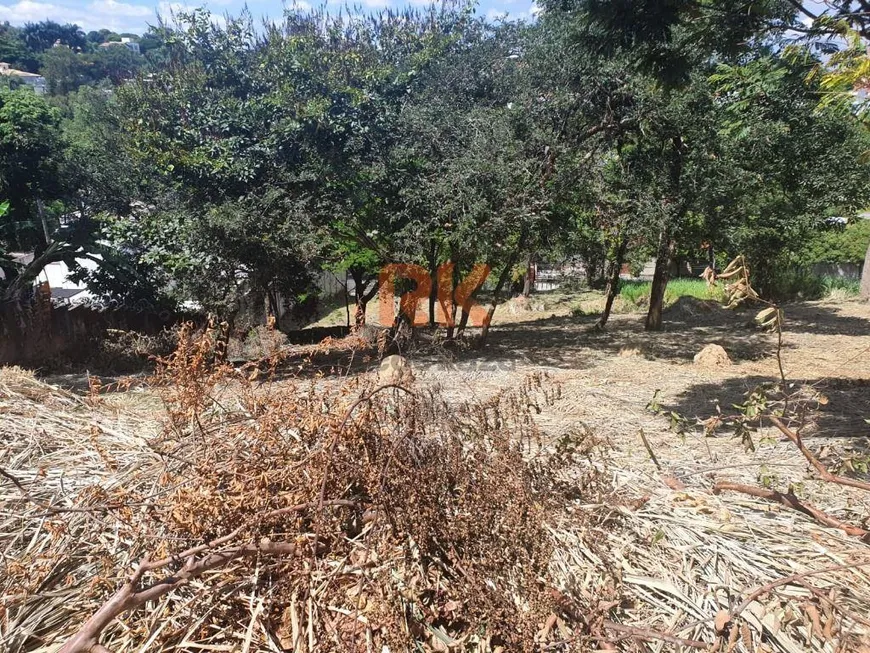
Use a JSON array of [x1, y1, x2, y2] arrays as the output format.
[[713, 481, 870, 541], [58, 541, 300, 653], [769, 416, 870, 492], [730, 560, 870, 621]]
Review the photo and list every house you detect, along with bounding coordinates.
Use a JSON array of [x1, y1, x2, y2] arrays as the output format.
[[99, 38, 141, 55], [0, 252, 96, 305], [0, 62, 46, 95]]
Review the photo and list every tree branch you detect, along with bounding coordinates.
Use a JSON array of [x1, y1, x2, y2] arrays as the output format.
[[601, 621, 708, 649], [730, 560, 870, 621], [769, 416, 870, 492], [713, 481, 870, 541], [57, 498, 361, 653], [58, 541, 300, 653]]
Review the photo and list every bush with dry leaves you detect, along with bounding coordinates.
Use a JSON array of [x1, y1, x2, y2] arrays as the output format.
[[40, 324, 611, 653]]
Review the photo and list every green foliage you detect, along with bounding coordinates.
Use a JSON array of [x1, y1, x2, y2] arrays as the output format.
[[0, 86, 63, 250], [761, 270, 861, 302], [1, 1, 868, 333], [801, 220, 870, 265], [619, 279, 725, 306], [21, 20, 86, 52], [41, 46, 87, 95]]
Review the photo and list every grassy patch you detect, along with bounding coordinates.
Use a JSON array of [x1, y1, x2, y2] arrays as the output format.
[[619, 278, 725, 307], [821, 275, 861, 298]]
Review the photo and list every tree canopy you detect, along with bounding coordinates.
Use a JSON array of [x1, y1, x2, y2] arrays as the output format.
[[1, 0, 868, 331]]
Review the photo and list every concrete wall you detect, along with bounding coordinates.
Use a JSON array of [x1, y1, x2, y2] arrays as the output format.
[[810, 263, 863, 280]]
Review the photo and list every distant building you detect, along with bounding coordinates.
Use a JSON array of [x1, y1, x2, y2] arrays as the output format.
[[0, 62, 47, 95], [99, 38, 140, 55], [0, 252, 97, 305]]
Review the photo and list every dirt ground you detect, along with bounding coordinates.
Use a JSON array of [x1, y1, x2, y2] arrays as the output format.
[[400, 293, 870, 651]]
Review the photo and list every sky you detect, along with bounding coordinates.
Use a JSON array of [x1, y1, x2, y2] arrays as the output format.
[[0, 0, 838, 40], [0, 0, 539, 36]]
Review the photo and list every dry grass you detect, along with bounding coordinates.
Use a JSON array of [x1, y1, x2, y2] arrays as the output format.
[[4, 297, 870, 653], [0, 333, 615, 653]]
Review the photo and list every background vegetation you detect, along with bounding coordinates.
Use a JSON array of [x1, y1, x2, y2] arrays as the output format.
[[1, 0, 869, 340]]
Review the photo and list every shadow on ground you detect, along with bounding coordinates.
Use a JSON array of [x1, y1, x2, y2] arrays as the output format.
[[456, 298, 777, 370], [664, 374, 870, 439]]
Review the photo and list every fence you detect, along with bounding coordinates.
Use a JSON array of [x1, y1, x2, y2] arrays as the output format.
[[0, 286, 182, 366]]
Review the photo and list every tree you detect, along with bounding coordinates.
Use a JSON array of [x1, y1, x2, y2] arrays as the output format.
[[707, 56, 870, 295], [0, 84, 128, 304], [542, 0, 870, 328], [89, 44, 142, 85], [0, 23, 39, 71], [41, 45, 88, 95], [108, 10, 320, 322], [0, 87, 63, 253], [862, 243, 870, 299], [21, 21, 86, 52]]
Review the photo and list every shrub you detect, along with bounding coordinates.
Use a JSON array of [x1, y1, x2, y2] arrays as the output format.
[[761, 270, 862, 301], [16, 326, 612, 653], [801, 219, 870, 265]]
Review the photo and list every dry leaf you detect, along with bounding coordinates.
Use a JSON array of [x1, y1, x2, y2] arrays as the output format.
[[714, 609, 731, 634]]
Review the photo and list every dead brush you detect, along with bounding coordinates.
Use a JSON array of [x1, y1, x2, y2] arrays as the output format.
[[7, 325, 612, 653]]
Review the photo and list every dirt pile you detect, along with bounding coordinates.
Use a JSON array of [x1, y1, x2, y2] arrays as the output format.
[[693, 343, 732, 367]]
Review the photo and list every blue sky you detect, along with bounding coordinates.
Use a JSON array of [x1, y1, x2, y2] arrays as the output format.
[[0, 0, 538, 35], [0, 0, 835, 40]]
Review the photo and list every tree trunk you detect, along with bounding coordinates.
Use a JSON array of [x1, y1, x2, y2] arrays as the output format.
[[37, 197, 51, 245], [861, 242, 870, 300], [522, 253, 535, 297], [355, 295, 368, 328], [350, 268, 379, 329], [479, 243, 525, 346], [645, 233, 676, 332], [597, 238, 627, 330], [343, 271, 351, 328], [428, 245, 438, 328]]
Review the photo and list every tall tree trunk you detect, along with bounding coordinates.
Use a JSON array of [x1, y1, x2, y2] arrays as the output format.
[[350, 268, 378, 329], [645, 232, 676, 332], [343, 271, 351, 328], [597, 238, 627, 330], [37, 197, 51, 246], [861, 242, 870, 300], [428, 244, 438, 327], [265, 283, 279, 321], [478, 242, 525, 347], [522, 253, 535, 297]]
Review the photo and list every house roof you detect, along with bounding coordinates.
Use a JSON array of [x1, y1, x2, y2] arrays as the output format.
[[0, 62, 43, 79]]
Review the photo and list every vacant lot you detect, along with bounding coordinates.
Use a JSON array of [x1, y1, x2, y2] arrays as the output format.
[[3, 293, 869, 652]]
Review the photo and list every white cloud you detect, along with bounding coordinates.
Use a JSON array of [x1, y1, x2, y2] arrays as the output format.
[[89, 0, 150, 17], [486, 8, 507, 21], [0, 0, 153, 31], [156, 2, 227, 25], [284, 0, 312, 11], [0, 0, 233, 31]]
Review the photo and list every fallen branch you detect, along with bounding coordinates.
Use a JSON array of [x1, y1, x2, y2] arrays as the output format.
[[58, 540, 299, 653], [713, 481, 870, 541], [542, 619, 709, 650], [0, 467, 118, 515], [57, 498, 360, 653], [638, 429, 662, 471], [769, 416, 870, 492], [602, 620, 708, 649], [730, 560, 870, 621]]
